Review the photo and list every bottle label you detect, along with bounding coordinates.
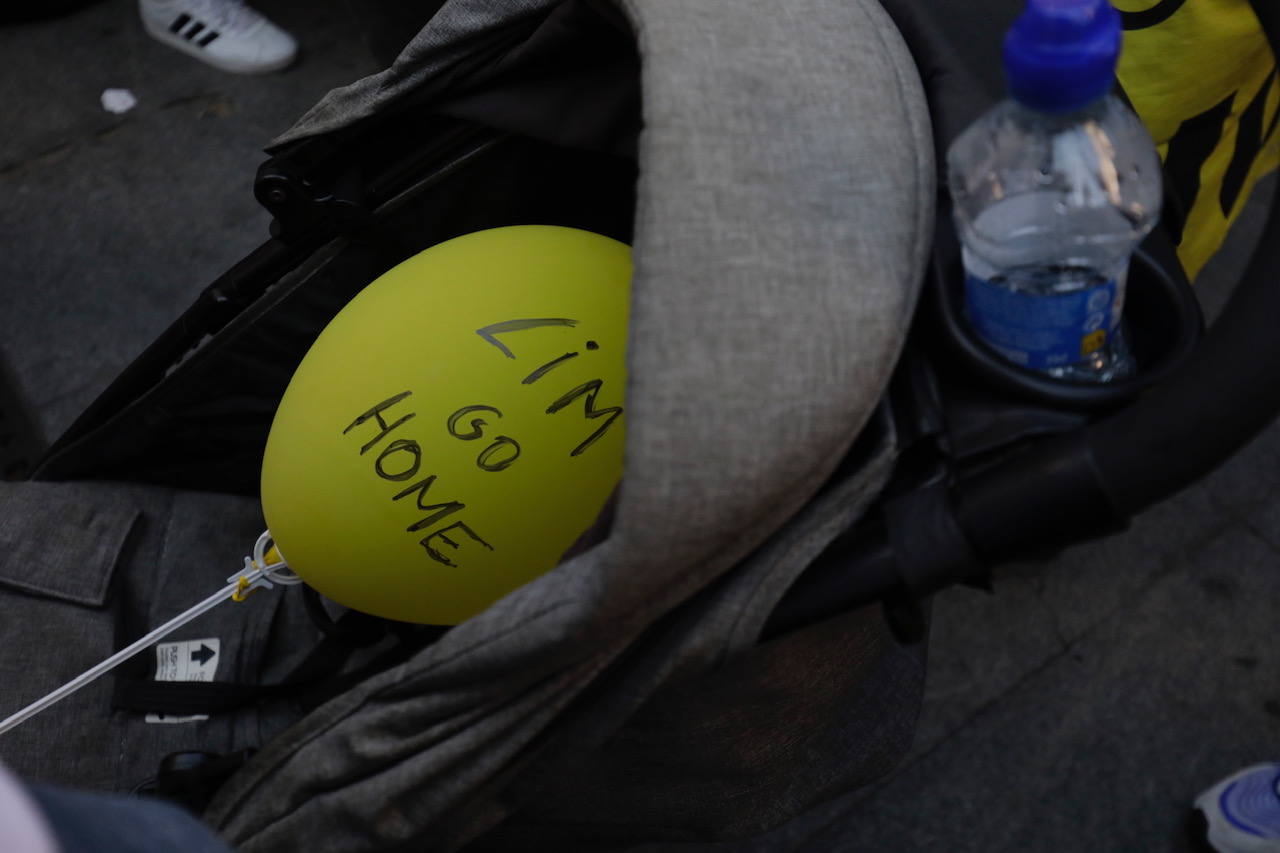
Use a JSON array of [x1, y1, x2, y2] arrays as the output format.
[[964, 272, 1117, 370]]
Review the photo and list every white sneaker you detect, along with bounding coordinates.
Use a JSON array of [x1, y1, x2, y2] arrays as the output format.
[[1193, 763, 1280, 852], [139, 0, 297, 74]]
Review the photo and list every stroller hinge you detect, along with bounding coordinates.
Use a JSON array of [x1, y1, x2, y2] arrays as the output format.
[[255, 161, 371, 243]]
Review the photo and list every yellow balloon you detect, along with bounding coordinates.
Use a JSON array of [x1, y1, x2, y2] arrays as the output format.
[[261, 226, 630, 624]]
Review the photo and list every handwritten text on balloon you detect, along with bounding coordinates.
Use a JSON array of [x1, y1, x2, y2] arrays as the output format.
[[339, 317, 624, 570]]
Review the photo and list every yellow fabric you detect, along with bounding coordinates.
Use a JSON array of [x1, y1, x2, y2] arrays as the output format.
[[1114, 0, 1278, 279]]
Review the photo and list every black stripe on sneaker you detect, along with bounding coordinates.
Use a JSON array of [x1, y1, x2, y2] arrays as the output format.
[[168, 13, 191, 33], [197, 30, 219, 47], [184, 21, 205, 40]]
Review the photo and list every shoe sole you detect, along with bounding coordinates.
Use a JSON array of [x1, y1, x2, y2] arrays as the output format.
[[141, 16, 296, 74], [1192, 764, 1280, 853]]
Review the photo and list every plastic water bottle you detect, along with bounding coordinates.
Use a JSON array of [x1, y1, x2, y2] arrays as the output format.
[[946, 0, 1162, 382]]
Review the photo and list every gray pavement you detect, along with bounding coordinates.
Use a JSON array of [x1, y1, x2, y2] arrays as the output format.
[[4, 2, 1280, 851], [1, 0, 382, 444]]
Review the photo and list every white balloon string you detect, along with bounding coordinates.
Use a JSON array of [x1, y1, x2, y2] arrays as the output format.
[[0, 530, 300, 736]]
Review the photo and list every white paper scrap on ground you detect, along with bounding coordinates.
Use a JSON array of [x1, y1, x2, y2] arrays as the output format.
[[100, 88, 137, 114]]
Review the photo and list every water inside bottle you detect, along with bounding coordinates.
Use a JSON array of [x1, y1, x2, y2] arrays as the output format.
[[961, 195, 1139, 382], [987, 263, 1135, 381]]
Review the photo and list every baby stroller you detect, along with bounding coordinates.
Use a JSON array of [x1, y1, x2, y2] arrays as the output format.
[[2, 0, 1278, 850]]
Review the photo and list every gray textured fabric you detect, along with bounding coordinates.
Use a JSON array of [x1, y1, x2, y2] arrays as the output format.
[[458, 423, 926, 850], [0, 482, 138, 606], [0, 481, 326, 794], [269, 1, 561, 149], [204, 0, 935, 849]]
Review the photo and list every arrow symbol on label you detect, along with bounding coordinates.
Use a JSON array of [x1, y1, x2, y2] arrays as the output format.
[[191, 644, 216, 666]]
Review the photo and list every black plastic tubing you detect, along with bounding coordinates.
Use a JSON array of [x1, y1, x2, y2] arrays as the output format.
[[1089, 187, 1280, 516]]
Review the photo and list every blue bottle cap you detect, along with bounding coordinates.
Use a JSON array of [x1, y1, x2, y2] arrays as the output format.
[[1003, 0, 1121, 113]]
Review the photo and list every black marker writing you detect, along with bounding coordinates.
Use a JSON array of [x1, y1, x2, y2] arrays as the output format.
[[405, 503, 465, 533], [394, 474, 443, 510], [394, 476, 472, 553], [374, 439, 422, 482], [343, 391, 414, 454], [446, 404, 523, 472], [476, 318, 579, 359], [476, 437, 521, 472], [346, 395, 496, 568], [546, 380, 624, 456], [447, 405, 502, 440], [420, 521, 494, 567], [395, 475, 466, 533], [522, 352, 579, 385]]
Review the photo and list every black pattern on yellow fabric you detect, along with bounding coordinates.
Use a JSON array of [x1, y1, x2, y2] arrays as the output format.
[[1114, 0, 1279, 279]]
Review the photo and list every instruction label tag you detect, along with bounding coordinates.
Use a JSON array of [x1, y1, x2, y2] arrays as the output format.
[[144, 638, 220, 724]]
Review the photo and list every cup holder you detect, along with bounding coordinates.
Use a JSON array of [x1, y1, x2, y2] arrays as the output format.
[[932, 238, 1205, 411]]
